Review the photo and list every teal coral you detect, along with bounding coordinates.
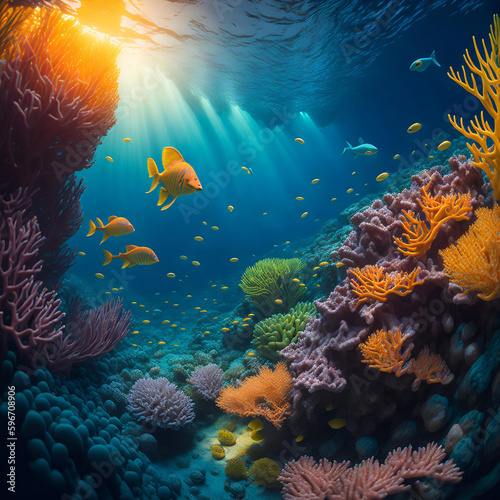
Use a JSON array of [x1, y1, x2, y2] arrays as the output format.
[[253, 302, 318, 360]]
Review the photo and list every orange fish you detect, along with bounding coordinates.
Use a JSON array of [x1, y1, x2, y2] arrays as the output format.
[[146, 147, 202, 210], [103, 245, 159, 269], [87, 216, 134, 245]]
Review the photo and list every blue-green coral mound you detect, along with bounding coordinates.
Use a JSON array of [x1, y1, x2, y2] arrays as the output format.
[[253, 302, 318, 360]]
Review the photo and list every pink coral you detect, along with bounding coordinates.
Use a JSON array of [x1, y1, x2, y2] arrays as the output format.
[[187, 363, 224, 400]]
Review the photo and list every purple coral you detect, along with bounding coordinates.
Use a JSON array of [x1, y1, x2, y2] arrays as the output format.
[[127, 377, 195, 430], [187, 364, 224, 400]]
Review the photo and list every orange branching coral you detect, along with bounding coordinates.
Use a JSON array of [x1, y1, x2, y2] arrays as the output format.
[[348, 265, 424, 309], [216, 362, 292, 428], [448, 15, 500, 200], [407, 346, 454, 391], [359, 329, 413, 376], [440, 204, 500, 301], [394, 183, 472, 257]]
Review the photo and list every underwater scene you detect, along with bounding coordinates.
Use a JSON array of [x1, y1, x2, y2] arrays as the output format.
[[2, 0, 500, 499]]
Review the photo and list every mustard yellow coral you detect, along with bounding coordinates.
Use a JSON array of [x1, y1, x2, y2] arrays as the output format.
[[249, 458, 282, 489], [440, 204, 500, 300], [225, 457, 248, 480], [448, 14, 500, 200], [210, 445, 225, 460], [218, 429, 236, 446]]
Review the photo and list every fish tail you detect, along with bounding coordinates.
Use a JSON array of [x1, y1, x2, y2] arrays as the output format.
[[103, 250, 113, 266], [342, 142, 352, 155], [87, 219, 96, 237], [146, 158, 160, 193], [430, 50, 441, 67]]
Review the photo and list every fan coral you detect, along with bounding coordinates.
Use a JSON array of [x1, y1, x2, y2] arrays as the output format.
[[394, 183, 472, 257], [249, 458, 282, 489], [187, 363, 224, 400], [448, 14, 500, 200], [239, 258, 307, 315], [45, 298, 131, 372], [359, 329, 413, 376], [278, 442, 462, 500], [253, 302, 318, 360], [440, 204, 500, 301], [218, 429, 236, 446], [216, 362, 292, 428], [348, 265, 424, 309], [407, 347, 454, 391], [127, 377, 195, 430], [225, 457, 248, 480]]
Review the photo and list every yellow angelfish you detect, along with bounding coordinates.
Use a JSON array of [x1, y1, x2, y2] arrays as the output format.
[[103, 245, 159, 269], [87, 216, 134, 245], [146, 147, 202, 211]]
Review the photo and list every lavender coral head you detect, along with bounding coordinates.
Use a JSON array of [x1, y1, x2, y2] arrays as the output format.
[[188, 364, 224, 400], [127, 377, 195, 430]]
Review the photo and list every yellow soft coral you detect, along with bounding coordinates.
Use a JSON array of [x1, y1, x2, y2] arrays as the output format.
[[348, 265, 424, 309], [448, 14, 500, 200], [359, 329, 412, 376], [394, 183, 472, 257], [440, 204, 500, 300]]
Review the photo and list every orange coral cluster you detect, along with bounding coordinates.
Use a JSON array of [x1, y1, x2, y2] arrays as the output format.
[[216, 362, 292, 428], [448, 15, 500, 200], [359, 329, 453, 391], [348, 265, 424, 309], [359, 329, 412, 376], [394, 183, 472, 257], [440, 204, 500, 301]]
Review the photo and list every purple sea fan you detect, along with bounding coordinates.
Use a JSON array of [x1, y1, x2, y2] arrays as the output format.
[[188, 364, 224, 400], [127, 377, 195, 430]]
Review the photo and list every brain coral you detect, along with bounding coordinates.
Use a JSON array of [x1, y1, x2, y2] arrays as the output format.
[[126, 377, 195, 430], [253, 302, 318, 360]]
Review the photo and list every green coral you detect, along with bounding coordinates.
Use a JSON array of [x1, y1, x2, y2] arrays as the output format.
[[253, 302, 318, 360], [249, 458, 282, 489], [239, 258, 307, 316]]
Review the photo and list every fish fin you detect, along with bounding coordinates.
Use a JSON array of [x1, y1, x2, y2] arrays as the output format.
[[121, 260, 131, 269], [87, 219, 96, 236], [96, 217, 104, 227], [160, 196, 177, 210], [126, 245, 138, 252], [100, 233, 109, 245], [108, 215, 117, 222], [358, 137, 364, 144], [157, 187, 169, 206], [103, 250, 113, 266], [430, 50, 440, 67], [162, 147, 184, 168], [146, 159, 160, 193], [342, 142, 352, 155]]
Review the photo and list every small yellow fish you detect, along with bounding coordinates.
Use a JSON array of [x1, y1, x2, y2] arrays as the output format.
[[77, 251, 85, 256], [195, 306, 201, 310], [228, 205, 234, 212], [328, 418, 346, 430], [105, 156, 113, 162], [296, 435, 304, 443], [319, 261, 329, 266], [295, 138, 305, 144], [292, 278, 300, 282], [376, 172, 389, 182], [229, 258, 239, 262], [221, 327, 230, 332], [132, 301, 137, 304], [429, 155, 435, 159], [132, 344, 137, 347], [194, 236, 203, 241], [437, 140, 451, 151], [112, 287, 119, 291], [312, 274, 317, 277], [158, 341, 165, 344], [123, 138, 132, 142], [407, 123, 421, 133], [200, 310, 207, 312], [211, 226, 219, 230], [243, 317, 252, 321], [131, 331, 139, 334], [161, 320, 170, 324], [139, 304, 145, 307], [285, 241, 290, 244], [142, 320, 150, 324], [232, 321, 239, 324], [336, 262, 345, 268], [301, 212, 308, 218], [242, 324, 249, 327], [331, 197, 337, 201], [275, 299, 283, 304], [180, 255, 187, 260], [347, 188, 353, 193], [311, 179, 319, 184], [352, 171, 356, 175], [203, 331, 210, 334], [171, 324, 177, 327], [221, 286, 228, 290], [246, 352, 255, 356], [87, 216, 135, 245], [296, 197, 304, 201], [192, 261, 200, 266], [313, 266, 319, 271], [105, 291, 111, 294], [173, 344, 179, 347], [263, 212, 267, 215], [202, 221, 207, 225], [103, 246, 159, 268], [393, 154, 400, 160], [95, 273, 104, 279]]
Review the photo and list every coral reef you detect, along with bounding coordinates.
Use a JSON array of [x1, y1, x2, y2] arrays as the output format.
[[187, 363, 224, 400]]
